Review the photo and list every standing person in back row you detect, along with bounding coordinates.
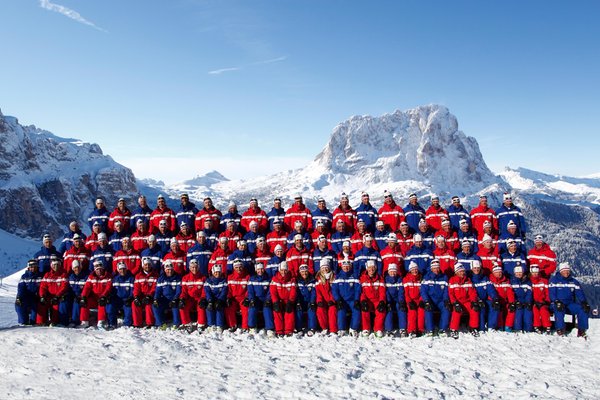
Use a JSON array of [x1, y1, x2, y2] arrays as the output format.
[[176, 193, 199, 233], [470, 195, 497, 237], [150, 195, 177, 234], [404, 193, 426, 233], [378, 190, 405, 232], [88, 198, 110, 233], [496, 193, 527, 238]]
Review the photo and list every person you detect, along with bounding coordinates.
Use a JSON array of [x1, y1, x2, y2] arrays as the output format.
[[311, 220, 331, 249], [58, 221, 86, 254], [404, 193, 426, 233], [154, 219, 174, 254], [549, 262, 589, 337], [219, 220, 243, 252], [295, 265, 317, 335], [477, 220, 499, 248], [247, 263, 275, 335], [266, 246, 286, 279], [332, 259, 361, 336], [286, 220, 312, 250], [330, 220, 351, 255], [448, 264, 479, 338], [209, 237, 232, 276], [447, 196, 470, 232], [425, 195, 449, 232], [378, 190, 405, 232], [380, 233, 404, 275], [87, 198, 110, 233], [204, 264, 228, 332], [266, 197, 286, 232], [227, 242, 253, 275], [404, 234, 434, 275], [284, 195, 312, 233], [314, 262, 337, 335], [175, 193, 199, 232], [355, 192, 378, 233], [374, 220, 391, 251], [488, 263, 516, 332], [113, 237, 141, 276], [37, 258, 69, 326], [163, 238, 187, 275], [416, 218, 435, 251], [336, 240, 355, 271], [175, 222, 196, 253], [109, 220, 129, 252], [91, 233, 114, 272], [420, 259, 450, 336], [477, 234, 501, 275], [179, 259, 207, 333], [469, 195, 497, 237], [149, 194, 177, 234], [312, 197, 333, 233], [108, 197, 132, 233], [195, 197, 222, 233], [63, 234, 91, 274], [130, 195, 152, 233], [270, 262, 297, 337], [395, 221, 413, 256], [350, 219, 373, 254], [383, 264, 407, 337], [529, 265, 551, 334], [510, 265, 533, 333], [15, 260, 43, 325], [132, 257, 159, 328], [106, 262, 134, 328], [353, 235, 383, 277], [457, 218, 479, 254], [286, 234, 314, 277], [435, 219, 459, 253], [254, 237, 272, 266], [455, 240, 482, 273], [85, 221, 104, 252], [153, 262, 182, 328], [186, 231, 213, 277], [312, 236, 336, 273], [225, 260, 251, 332], [433, 236, 457, 277], [130, 219, 150, 252], [332, 192, 357, 234], [359, 260, 386, 337], [201, 218, 219, 250], [499, 240, 528, 278], [243, 220, 264, 254], [527, 234, 557, 279], [496, 193, 527, 238], [241, 198, 269, 233], [266, 220, 288, 253], [67, 260, 87, 327], [498, 220, 526, 254], [34, 233, 62, 274], [220, 202, 242, 233], [470, 260, 500, 332], [79, 260, 113, 329], [140, 235, 164, 271], [403, 261, 425, 337]]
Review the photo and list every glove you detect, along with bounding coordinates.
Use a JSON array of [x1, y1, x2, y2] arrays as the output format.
[[336, 300, 345, 310], [453, 302, 463, 313], [169, 300, 178, 308], [582, 302, 591, 313], [248, 299, 256, 308], [50, 297, 59, 305], [241, 298, 250, 307], [153, 299, 159, 307], [178, 299, 185, 309], [491, 299, 502, 311], [423, 301, 433, 312], [309, 302, 317, 311], [143, 296, 152, 305], [554, 300, 565, 312], [387, 303, 393, 312], [125, 297, 134, 306], [408, 301, 418, 311], [534, 301, 543, 309], [272, 300, 282, 312], [207, 302, 215, 311], [264, 300, 273, 309], [515, 301, 523, 309], [478, 300, 485, 309], [98, 297, 108, 306], [79, 297, 87, 306], [471, 302, 481, 312], [285, 301, 295, 313], [353, 300, 361, 311], [508, 302, 517, 312], [226, 298, 233, 307], [360, 300, 370, 312], [297, 302, 303, 311], [376, 301, 387, 313], [328, 301, 336, 307], [398, 302, 408, 312], [317, 301, 326, 308], [133, 297, 142, 307], [216, 300, 225, 310], [39, 297, 47, 305], [15, 297, 21, 306], [444, 300, 453, 311], [199, 298, 208, 309], [524, 303, 533, 310]]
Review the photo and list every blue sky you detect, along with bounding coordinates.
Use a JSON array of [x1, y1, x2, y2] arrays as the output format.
[[1, 0, 599, 183]]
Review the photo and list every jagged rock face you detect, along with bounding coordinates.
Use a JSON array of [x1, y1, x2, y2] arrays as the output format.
[[0, 111, 138, 239]]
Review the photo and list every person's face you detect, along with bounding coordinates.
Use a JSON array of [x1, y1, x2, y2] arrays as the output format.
[[300, 270, 309, 279], [419, 224, 428, 233], [295, 239, 304, 249], [74, 238, 83, 248], [432, 199, 439, 207], [148, 238, 156, 247], [295, 224, 303, 233], [410, 268, 419, 276], [453, 199, 460, 207], [384, 194, 393, 205], [227, 223, 235, 232], [504, 199, 513, 207], [274, 200, 282, 209], [377, 224, 385, 232], [483, 240, 493, 249], [275, 248, 283, 257], [70, 223, 78, 232], [436, 240, 446, 249], [198, 235, 206, 244], [341, 263, 351, 272], [171, 242, 179, 252], [336, 222, 345, 232], [431, 266, 440, 275], [115, 223, 123, 232], [340, 198, 349, 208], [51, 261, 59, 271], [318, 240, 327, 250], [462, 244, 471, 254], [361, 195, 369, 205], [139, 197, 147, 207], [508, 243, 517, 253], [72, 264, 81, 275], [118, 267, 127, 276], [234, 264, 243, 274], [274, 223, 281, 232], [93, 225, 101, 233], [357, 224, 365, 233], [95, 267, 105, 277], [181, 226, 189, 235], [388, 269, 397, 277], [364, 238, 373, 248], [460, 224, 469, 233], [560, 269, 570, 278], [250, 201, 258, 209], [294, 198, 302, 206], [535, 241, 543, 249], [400, 225, 408, 234], [142, 262, 151, 272], [321, 266, 331, 275], [472, 266, 482, 275], [157, 198, 166, 208], [159, 224, 167, 232], [138, 223, 147, 233], [204, 220, 213, 230], [493, 270, 503, 279], [250, 224, 258, 233], [508, 226, 517, 235], [118, 200, 126, 209], [387, 240, 396, 249], [414, 240, 423, 248], [238, 243, 247, 252], [456, 269, 466, 278], [410, 197, 418, 205], [514, 271, 523, 279], [220, 240, 228, 250], [189, 263, 199, 274], [204, 199, 213, 209], [96, 200, 104, 209], [530, 270, 539, 278], [43, 238, 52, 248], [480, 198, 488, 207], [122, 239, 130, 250], [318, 200, 326, 210], [366, 264, 376, 277], [181, 197, 189, 206]]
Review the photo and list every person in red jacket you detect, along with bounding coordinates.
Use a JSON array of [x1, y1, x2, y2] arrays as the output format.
[[477, 234, 501, 275], [403, 262, 424, 337], [270, 262, 297, 336], [149, 195, 177, 234], [80, 260, 113, 329], [470, 195, 498, 236], [163, 239, 187, 275], [433, 236, 457, 277], [425, 196, 449, 232], [179, 259, 207, 333], [267, 220, 288, 253], [85, 221, 104, 252], [378, 190, 405, 232], [225, 260, 251, 331], [315, 262, 337, 334], [130, 219, 150, 252], [37, 258, 69, 326], [209, 237, 231, 275], [241, 198, 269, 233], [108, 197, 132, 233], [396, 222, 413, 256], [448, 264, 479, 338], [489, 263, 515, 331], [219, 221, 243, 252], [529, 265, 551, 334], [284, 195, 312, 233], [435, 219, 459, 253], [359, 260, 386, 337], [477, 220, 499, 247], [175, 222, 195, 254], [194, 197, 222, 233], [113, 237, 141, 276], [527, 235, 557, 279], [132, 259, 159, 328], [380, 233, 404, 276], [63, 234, 91, 274], [286, 234, 314, 277], [332, 192, 357, 234]]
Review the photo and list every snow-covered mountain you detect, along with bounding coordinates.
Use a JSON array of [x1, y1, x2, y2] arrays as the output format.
[[0, 109, 138, 240]]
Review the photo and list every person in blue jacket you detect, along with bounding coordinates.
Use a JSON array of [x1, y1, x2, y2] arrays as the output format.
[[220, 202, 243, 234], [332, 259, 361, 336], [130, 195, 153, 234], [140, 235, 164, 272], [152, 262, 182, 328], [267, 198, 286, 232], [295, 265, 317, 335], [201, 219, 219, 249], [313, 238, 337, 274], [500, 240, 528, 277], [415, 219, 435, 251], [88, 198, 110, 232], [510, 265, 533, 333], [456, 241, 483, 273], [384, 263, 407, 337], [447, 196, 471, 232], [186, 231, 213, 276], [34, 234, 62, 274], [175, 193, 199, 234], [456, 219, 478, 254], [204, 264, 228, 332], [106, 262, 135, 328], [227, 241, 254, 275], [91, 233, 114, 271], [353, 235, 383, 277], [312, 197, 333, 233], [470, 260, 500, 331], [498, 221, 527, 254], [266, 246, 286, 279], [67, 260, 88, 327], [496, 193, 527, 238], [109, 221, 129, 252], [246, 263, 275, 335], [355, 192, 378, 233], [404, 234, 434, 275], [243, 221, 264, 254], [15, 260, 43, 325], [549, 262, 590, 337], [404, 193, 426, 233], [420, 259, 450, 336], [374, 221, 390, 251], [58, 221, 87, 254], [331, 220, 351, 255]]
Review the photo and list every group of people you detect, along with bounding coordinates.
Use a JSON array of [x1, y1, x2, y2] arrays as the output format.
[[15, 191, 590, 338]]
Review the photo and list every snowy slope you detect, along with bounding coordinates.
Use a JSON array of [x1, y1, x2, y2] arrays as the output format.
[[0, 229, 38, 278]]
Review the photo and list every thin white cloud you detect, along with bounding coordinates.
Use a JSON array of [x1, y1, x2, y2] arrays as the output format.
[[208, 55, 287, 75], [39, 0, 107, 32]]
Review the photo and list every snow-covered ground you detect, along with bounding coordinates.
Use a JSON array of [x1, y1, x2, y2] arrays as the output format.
[[0, 269, 599, 399], [0, 229, 39, 278]]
